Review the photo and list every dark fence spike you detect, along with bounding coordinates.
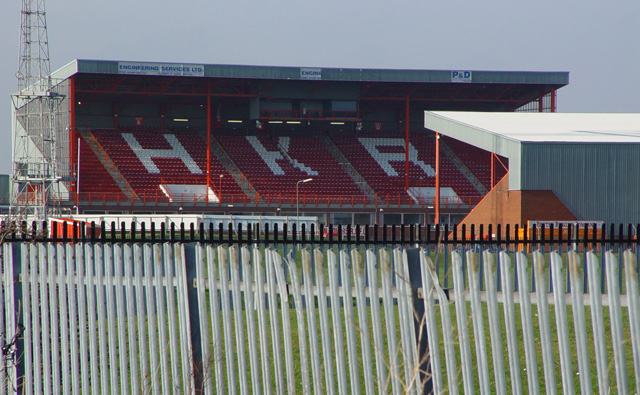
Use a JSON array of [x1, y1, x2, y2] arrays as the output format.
[[364, 224, 369, 245]]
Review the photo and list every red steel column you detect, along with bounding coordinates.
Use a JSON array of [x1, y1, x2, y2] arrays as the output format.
[[550, 87, 557, 112], [538, 87, 544, 112], [69, 76, 76, 195], [491, 153, 495, 189], [207, 93, 211, 191], [404, 90, 410, 190], [435, 133, 440, 225]]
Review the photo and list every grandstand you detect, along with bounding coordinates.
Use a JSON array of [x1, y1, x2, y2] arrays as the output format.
[[13, 60, 568, 225]]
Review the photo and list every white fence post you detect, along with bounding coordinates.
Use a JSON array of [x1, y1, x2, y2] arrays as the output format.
[[586, 251, 609, 392], [499, 251, 523, 394], [328, 249, 349, 394], [483, 250, 507, 395], [568, 250, 592, 393], [516, 251, 540, 394], [551, 251, 575, 394], [533, 250, 556, 392], [623, 250, 640, 391], [451, 250, 474, 393], [605, 251, 629, 393], [467, 250, 490, 394]]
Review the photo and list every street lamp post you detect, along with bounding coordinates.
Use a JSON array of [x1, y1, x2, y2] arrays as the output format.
[[296, 178, 313, 229], [376, 208, 383, 225], [218, 174, 224, 203]]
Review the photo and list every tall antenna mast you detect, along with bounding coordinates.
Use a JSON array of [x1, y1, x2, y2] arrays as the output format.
[[11, 0, 65, 220], [17, 0, 51, 94]]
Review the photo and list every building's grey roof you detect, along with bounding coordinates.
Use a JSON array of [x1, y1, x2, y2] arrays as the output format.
[[52, 59, 569, 85], [425, 112, 640, 143]]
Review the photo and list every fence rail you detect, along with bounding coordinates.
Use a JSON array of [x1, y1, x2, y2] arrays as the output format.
[[1, 223, 640, 394], [2, 220, 640, 245]]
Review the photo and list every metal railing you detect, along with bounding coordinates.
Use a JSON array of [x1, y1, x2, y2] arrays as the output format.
[[1, 222, 639, 393], [64, 191, 484, 209]]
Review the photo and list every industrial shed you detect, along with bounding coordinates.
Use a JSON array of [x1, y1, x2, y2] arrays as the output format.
[[424, 112, 640, 225]]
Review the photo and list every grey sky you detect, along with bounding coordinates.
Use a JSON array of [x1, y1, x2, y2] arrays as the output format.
[[2, 1, 639, 174]]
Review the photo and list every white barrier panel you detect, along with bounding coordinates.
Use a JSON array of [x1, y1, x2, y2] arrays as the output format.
[[2, 241, 640, 394]]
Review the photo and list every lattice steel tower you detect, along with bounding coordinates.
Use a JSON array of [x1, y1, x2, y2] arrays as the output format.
[[12, 0, 67, 219]]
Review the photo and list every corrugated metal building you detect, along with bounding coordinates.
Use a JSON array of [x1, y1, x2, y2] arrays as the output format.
[[0, 175, 10, 210], [424, 112, 640, 224]]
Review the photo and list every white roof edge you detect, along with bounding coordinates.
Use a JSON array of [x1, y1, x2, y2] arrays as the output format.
[[50, 60, 78, 81], [425, 111, 521, 144], [425, 111, 640, 144]]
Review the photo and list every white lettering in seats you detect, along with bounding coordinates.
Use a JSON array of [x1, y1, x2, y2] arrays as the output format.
[[246, 136, 317, 176], [246, 136, 285, 174], [122, 133, 202, 174], [278, 137, 318, 175], [358, 138, 435, 177]]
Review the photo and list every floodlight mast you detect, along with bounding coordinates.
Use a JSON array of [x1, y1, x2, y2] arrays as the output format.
[[12, 0, 66, 220], [17, 0, 51, 95]]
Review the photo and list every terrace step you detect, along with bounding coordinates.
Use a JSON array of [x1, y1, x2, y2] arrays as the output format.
[[439, 139, 488, 195], [79, 131, 138, 200], [319, 134, 376, 200], [209, 136, 257, 201]]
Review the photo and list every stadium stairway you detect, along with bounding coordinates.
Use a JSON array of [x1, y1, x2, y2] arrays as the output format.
[[439, 139, 488, 195], [79, 131, 138, 200], [318, 134, 376, 200], [209, 136, 258, 201]]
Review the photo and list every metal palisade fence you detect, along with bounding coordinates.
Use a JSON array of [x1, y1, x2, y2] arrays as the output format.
[[1, 221, 640, 394]]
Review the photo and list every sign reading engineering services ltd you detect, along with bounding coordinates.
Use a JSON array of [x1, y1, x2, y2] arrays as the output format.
[[118, 62, 205, 77], [300, 68, 322, 80]]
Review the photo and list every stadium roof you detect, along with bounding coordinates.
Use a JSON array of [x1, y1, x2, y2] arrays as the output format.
[[424, 111, 640, 189], [424, 111, 640, 224], [424, 112, 640, 143], [53, 59, 569, 85]]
